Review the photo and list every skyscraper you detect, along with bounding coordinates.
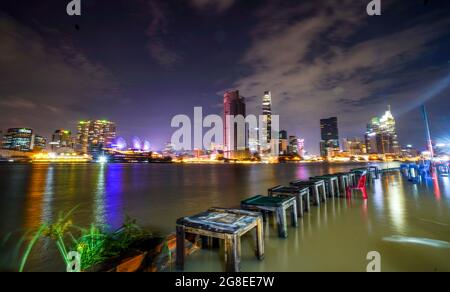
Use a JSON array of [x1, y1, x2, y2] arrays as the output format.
[[279, 130, 288, 155], [288, 136, 299, 156], [51, 129, 73, 152], [2, 128, 34, 151], [33, 135, 47, 150], [320, 117, 340, 157], [343, 138, 366, 155], [261, 91, 272, 151], [77, 120, 116, 156], [223, 90, 248, 159], [365, 106, 400, 155]]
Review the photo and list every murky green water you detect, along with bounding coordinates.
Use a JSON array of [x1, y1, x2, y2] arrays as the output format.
[[0, 162, 449, 272]]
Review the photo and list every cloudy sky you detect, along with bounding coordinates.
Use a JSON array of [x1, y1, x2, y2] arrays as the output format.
[[0, 0, 449, 153]]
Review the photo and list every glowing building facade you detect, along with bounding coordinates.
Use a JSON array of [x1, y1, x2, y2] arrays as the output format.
[[343, 138, 367, 155], [320, 117, 340, 158], [365, 106, 400, 155], [77, 120, 116, 156], [261, 91, 272, 151], [223, 90, 248, 159], [34, 135, 47, 150], [2, 128, 35, 152], [279, 130, 288, 155], [50, 129, 73, 152]]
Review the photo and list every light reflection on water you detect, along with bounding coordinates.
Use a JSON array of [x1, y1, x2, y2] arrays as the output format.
[[0, 162, 449, 272]]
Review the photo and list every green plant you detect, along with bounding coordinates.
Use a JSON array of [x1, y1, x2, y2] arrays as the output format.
[[19, 207, 77, 272], [73, 224, 109, 271], [17, 210, 153, 272]]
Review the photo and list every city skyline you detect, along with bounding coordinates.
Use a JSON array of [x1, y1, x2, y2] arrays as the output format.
[[1, 1, 450, 153]]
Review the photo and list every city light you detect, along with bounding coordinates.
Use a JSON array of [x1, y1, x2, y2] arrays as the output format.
[[97, 156, 108, 164], [32, 153, 92, 163]]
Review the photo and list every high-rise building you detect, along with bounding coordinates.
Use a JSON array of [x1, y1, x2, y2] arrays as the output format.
[[279, 130, 288, 155], [343, 138, 366, 155], [365, 106, 400, 155], [261, 91, 272, 151], [34, 135, 47, 150], [320, 117, 340, 157], [248, 126, 259, 153], [50, 129, 73, 152], [77, 120, 116, 156], [223, 90, 248, 159], [2, 128, 34, 151], [288, 136, 299, 156]]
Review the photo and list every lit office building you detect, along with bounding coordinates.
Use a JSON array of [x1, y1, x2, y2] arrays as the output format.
[[50, 129, 73, 152], [260, 91, 272, 151], [77, 120, 116, 156], [365, 106, 400, 155], [343, 138, 366, 155], [320, 117, 340, 158], [248, 127, 260, 153], [279, 130, 288, 155], [34, 135, 47, 150], [2, 128, 35, 152], [288, 136, 299, 156], [223, 90, 248, 159]]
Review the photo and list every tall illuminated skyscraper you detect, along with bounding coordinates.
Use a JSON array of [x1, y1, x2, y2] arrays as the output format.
[[2, 128, 34, 151], [365, 106, 400, 154], [50, 129, 73, 152], [77, 120, 116, 155], [320, 117, 340, 158], [261, 91, 272, 151], [223, 90, 247, 159]]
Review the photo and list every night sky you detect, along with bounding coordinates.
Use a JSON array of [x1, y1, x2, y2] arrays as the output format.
[[0, 0, 449, 153]]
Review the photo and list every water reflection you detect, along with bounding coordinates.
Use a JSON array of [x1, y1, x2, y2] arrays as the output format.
[[94, 164, 106, 226], [42, 166, 54, 223], [386, 173, 406, 233], [1, 162, 450, 272], [93, 165, 124, 230], [432, 172, 442, 201], [104, 165, 124, 230], [24, 165, 47, 229]]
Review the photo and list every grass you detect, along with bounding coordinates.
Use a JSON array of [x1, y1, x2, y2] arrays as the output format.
[[16, 209, 154, 272]]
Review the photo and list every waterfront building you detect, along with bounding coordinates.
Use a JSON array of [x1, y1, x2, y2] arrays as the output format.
[[260, 91, 272, 151], [248, 128, 260, 153], [50, 129, 73, 152], [33, 135, 47, 151], [223, 90, 249, 159], [401, 145, 420, 158], [288, 136, 299, 156], [2, 128, 34, 152], [77, 120, 116, 156], [365, 106, 400, 155], [320, 117, 340, 158], [279, 130, 288, 155], [343, 138, 367, 155]]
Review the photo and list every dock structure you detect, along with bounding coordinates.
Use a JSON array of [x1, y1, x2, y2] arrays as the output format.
[[352, 166, 380, 181], [176, 208, 264, 272], [241, 195, 297, 238], [268, 185, 310, 217], [334, 173, 351, 196], [290, 180, 326, 206], [310, 175, 340, 198], [176, 166, 395, 272]]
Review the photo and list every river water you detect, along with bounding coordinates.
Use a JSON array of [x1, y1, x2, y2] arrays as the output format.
[[0, 162, 449, 272]]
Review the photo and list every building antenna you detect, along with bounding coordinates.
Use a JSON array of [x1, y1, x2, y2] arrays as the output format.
[[421, 104, 434, 158]]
